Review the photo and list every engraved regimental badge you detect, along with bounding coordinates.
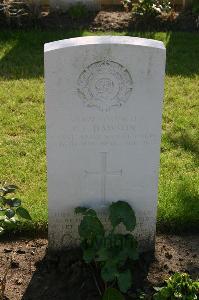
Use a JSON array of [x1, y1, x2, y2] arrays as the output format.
[[77, 59, 133, 111]]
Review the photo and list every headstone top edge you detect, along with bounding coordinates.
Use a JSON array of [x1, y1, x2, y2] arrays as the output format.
[[44, 36, 165, 53]]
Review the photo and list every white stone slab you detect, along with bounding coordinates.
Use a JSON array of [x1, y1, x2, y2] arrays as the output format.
[[49, 0, 100, 11], [45, 36, 166, 252]]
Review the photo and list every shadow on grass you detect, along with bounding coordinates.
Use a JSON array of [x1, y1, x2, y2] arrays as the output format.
[[126, 31, 199, 77], [175, 180, 199, 228], [165, 32, 199, 77], [158, 179, 199, 233], [0, 30, 199, 80], [0, 30, 85, 80], [168, 129, 199, 158], [0, 223, 48, 241]]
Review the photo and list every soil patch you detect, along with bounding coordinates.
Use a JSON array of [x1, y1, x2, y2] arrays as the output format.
[[0, 234, 198, 299], [0, 6, 199, 31]]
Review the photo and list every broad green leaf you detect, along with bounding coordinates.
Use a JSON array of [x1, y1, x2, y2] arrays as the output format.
[[99, 233, 138, 265], [78, 215, 104, 239], [153, 293, 162, 300], [16, 207, 32, 220], [154, 287, 163, 292], [125, 234, 139, 260], [108, 233, 124, 248], [158, 287, 171, 298], [174, 291, 183, 298], [75, 206, 97, 217], [101, 261, 118, 282], [13, 198, 21, 207], [0, 189, 6, 195], [102, 288, 124, 300], [0, 227, 4, 235], [83, 247, 96, 263], [5, 209, 15, 219], [114, 249, 128, 264], [4, 199, 12, 206], [0, 196, 6, 205], [103, 234, 127, 263], [0, 210, 6, 221], [96, 246, 109, 261], [75, 207, 88, 214], [3, 185, 18, 194], [0, 210, 6, 215], [113, 235, 138, 263], [117, 269, 132, 293], [4, 218, 16, 229], [6, 198, 21, 207], [109, 201, 136, 231]]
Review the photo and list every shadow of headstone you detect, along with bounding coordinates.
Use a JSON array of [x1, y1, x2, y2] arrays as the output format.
[[22, 248, 101, 300], [22, 245, 154, 300]]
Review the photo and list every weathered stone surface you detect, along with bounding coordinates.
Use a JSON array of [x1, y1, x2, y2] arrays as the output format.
[[45, 36, 166, 252]]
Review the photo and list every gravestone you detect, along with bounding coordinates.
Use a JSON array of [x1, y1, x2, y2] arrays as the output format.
[[44, 36, 166, 252], [49, 0, 100, 11]]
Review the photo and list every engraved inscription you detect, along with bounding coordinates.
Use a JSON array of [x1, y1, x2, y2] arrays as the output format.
[[58, 115, 159, 147], [49, 211, 155, 251], [77, 59, 133, 111]]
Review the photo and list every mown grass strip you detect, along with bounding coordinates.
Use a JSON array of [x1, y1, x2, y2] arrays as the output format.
[[0, 30, 198, 234]]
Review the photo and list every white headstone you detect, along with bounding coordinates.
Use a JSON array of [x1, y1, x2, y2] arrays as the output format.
[[45, 36, 166, 252], [49, 0, 100, 11]]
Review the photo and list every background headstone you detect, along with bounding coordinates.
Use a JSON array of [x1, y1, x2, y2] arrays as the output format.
[[48, 0, 191, 11], [45, 36, 166, 252], [49, 0, 100, 11]]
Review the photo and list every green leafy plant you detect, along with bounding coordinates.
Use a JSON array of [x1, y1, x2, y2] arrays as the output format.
[[192, 0, 199, 15], [132, 0, 171, 17], [67, 2, 88, 20], [153, 273, 199, 300], [0, 183, 31, 234], [75, 200, 139, 299], [102, 287, 124, 300], [121, 0, 132, 12]]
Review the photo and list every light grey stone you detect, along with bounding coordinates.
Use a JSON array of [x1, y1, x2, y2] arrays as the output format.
[[44, 36, 166, 252], [49, 0, 100, 11]]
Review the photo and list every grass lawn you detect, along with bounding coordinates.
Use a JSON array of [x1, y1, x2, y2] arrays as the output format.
[[0, 30, 198, 234]]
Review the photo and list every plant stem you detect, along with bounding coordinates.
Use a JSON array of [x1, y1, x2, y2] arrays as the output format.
[[89, 264, 102, 296]]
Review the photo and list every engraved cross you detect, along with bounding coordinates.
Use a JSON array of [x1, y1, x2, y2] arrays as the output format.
[[85, 152, 122, 202]]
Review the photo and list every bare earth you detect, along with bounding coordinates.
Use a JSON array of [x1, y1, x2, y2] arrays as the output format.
[[0, 234, 198, 300]]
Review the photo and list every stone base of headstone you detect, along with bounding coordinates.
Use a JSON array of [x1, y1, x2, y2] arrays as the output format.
[[48, 210, 156, 253]]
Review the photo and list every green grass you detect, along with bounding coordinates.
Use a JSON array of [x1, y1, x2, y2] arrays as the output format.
[[0, 30, 198, 234]]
